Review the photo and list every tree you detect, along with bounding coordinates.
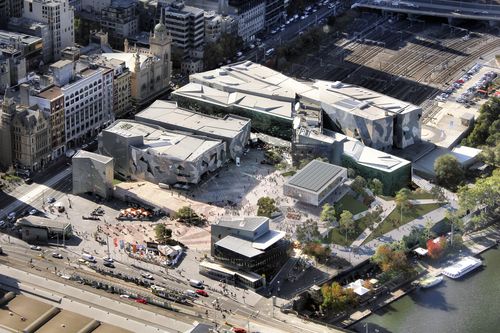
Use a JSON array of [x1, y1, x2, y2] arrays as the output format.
[[464, 97, 500, 147], [347, 168, 356, 178], [154, 223, 172, 243], [303, 242, 331, 263], [350, 176, 367, 195], [339, 210, 355, 237], [320, 203, 336, 224], [395, 188, 411, 223], [257, 197, 278, 218], [458, 169, 500, 227], [426, 237, 445, 259], [480, 141, 500, 167], [445, 211, 464, 246], [175, 206, 202, 224], [434, 154, 464, 191], [372, 244, 411, 275], [430, 185, 446, 203], [369, 178, 384, 196], [203, 33, 244, 70]]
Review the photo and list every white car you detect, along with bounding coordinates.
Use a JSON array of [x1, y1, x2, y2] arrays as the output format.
[[0, 220, 6, 229], [30, 245, 42, 251], [29, 209, 38, 215], [120, 294, 130, 299], [7, 212, 16, 220], [141, 273, 154, 280], [103, 257, 114, 263]]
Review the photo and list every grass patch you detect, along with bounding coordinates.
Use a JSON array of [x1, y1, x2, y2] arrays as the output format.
[[335, 194, 368, 215], [326, 214, 373, 247], [362, 203, 443, 244], [281, 170, 296, 177], [379, 191, 434, 201], [112, 179, 122, 185]]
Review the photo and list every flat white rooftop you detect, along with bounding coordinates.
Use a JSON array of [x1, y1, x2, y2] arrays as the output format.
[[135, 100, 250, 139], [104, 120, 223, 162]]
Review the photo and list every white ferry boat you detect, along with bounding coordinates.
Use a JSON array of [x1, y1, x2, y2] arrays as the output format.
[[442, 256, 482, 279], [419, 275, 444, 288]]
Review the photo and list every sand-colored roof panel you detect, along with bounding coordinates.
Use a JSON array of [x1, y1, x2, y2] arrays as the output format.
[[0, 294, 53, 331], [36, 310, 94, 333]]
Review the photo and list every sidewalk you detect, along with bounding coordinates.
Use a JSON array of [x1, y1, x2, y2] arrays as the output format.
[[351, 196, 395, 247]]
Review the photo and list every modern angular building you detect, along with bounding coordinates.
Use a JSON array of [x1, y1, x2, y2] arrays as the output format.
[[209, 216, 289, 284], [98, 120, 226, 185], [283, 160, 347, 206], [135, 100, 251, 160], [72, 150, 114, 198]]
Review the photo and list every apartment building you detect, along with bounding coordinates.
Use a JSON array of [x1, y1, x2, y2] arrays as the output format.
[[0, 91, 52, 172], [8, 18, 53, 63], [100, 0, 139, 49], [204, 11, 236, 43], [0, 30, 44, 71], [22, 0, 74, 60]]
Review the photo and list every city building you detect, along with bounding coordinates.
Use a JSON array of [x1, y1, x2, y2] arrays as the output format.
[[98, 120, 226, 185], [72, 150, 114, 198], [283, 160, 347, 206], [161, 1, 204, 74], [0, 0, 23, 25], [16, 216, 72, 243], [172, 61, 415, 194], [79, 55, 132, 118], [22, 0, 75, 60], [208, 216, 289, 288], [28, 84, 66, 159], [0, 90, 52, 172], [183, 0, 266, 42], [0, 30, 43, 71], [265, 0, 284, 30], [135, 100, 251, 160], [204, 11, 237, 43], [100, 0, 139, 49], [103, 19, 172, 108], [0, 45, 26, 91], [43, 59, 114, 148], [8, 18, 53, 63]]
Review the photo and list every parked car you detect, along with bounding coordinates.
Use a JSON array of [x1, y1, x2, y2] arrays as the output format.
[[103, 257, 114, 263], [195, 289, 208, 297], [30, 245, 42, 251], [0, 221, 6, 229], [47, 197, 56, 204], [232, 328, 247, 333], [52, 252, 63, 259], [134, 298, 147, 304], [7, 212, 16, 220], [29, 209, 38, 215], [103, 261, 115, 268], [141, 273, 154, 280], [24, 178, 33, 184], [120, 294, 130, 299]]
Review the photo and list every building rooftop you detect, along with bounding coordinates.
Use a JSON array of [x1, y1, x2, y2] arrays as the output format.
[[73, 150, 114, 164], [135, 100, 250, 140], [216, 216, 269, 232], [105, 120, 223, 162], [215, 235, 264, 258], [16, 216, 71, 230], [37, 85, 63, 100], [199, 261, 263, 283], [102, 52, 156, 72], [0, 30, 42, 47], [343, 139, 410, 172], [50, 59, 73, 68], [286, 160, 346, 193]]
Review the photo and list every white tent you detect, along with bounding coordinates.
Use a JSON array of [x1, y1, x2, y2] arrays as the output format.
[[413, 247, 428, 256]]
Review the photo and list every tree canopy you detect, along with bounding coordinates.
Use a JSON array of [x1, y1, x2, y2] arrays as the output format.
[[257, 197, 278, 218], [434, 154, 464, 191], [339, 210, 355, 235], [321, 281, 358, 312], [350, 176, 367, 195], [203, 33, 244, 70], [369, 178, 383, 196], [320, 203, 336, 223], [175, 206, 203, 225], [395, 188, 411, 212], [464, 97, 500, 147], [154, 223, 172, 243]]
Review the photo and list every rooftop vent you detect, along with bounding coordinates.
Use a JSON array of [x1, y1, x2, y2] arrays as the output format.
[[331, 81, 343, 89], [359, 101, 370, 109]]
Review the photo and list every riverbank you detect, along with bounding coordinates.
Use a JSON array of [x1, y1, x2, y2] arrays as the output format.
[[348, 224, 500, 332], [342, 224, 500, 329]]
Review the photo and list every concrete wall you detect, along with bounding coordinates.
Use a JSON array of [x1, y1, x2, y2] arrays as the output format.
[[72, 153, 114, 198]]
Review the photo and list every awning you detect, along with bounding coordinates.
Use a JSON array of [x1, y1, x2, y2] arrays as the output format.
[[413, 247, 428, 256]]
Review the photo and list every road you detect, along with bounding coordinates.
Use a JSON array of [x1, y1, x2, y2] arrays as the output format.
[[353, 0, 500, 21], [244, 2, 343, 63]]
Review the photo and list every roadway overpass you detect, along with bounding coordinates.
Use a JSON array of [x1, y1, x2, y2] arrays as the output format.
[[352, 0, 500, 22]]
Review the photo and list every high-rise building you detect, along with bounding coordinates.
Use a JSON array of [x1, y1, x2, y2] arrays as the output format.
[[162, 1, 204, 55], [22, 0, 74, 60], [264, 0, 284, 30]]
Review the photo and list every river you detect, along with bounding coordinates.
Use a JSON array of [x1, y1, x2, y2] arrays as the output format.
[[353, 247, 500, 333]]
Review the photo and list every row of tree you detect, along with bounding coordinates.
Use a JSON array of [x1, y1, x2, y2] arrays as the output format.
[[321, 282, 358, 312]]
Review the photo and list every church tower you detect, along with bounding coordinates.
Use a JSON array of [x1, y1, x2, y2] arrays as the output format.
[[149, 10, 172, 85], [0, 89, 17, 170]]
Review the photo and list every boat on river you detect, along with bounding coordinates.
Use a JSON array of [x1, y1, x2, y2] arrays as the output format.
[[419, 275, 443, 288], [442, 256, 482, 279]]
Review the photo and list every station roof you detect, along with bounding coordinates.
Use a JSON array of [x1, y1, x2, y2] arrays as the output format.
[[17, 216, 70, 230], [286, 160, 346, 194], [104, 120, 223, 162], [135, 100, 250, 140]]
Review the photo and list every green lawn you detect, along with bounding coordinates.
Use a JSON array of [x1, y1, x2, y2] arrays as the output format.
[[112, 179, 122, 185], [326, 214, 373, 247], [335, 194, 368, 215], [380, 191, 435, 201], [362, 203, 443, 244]]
